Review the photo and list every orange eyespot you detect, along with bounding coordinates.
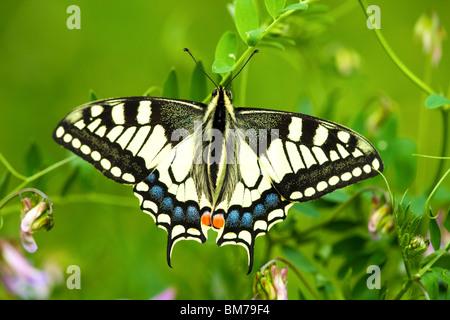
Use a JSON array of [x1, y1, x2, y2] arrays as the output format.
[[212, 214, 225, 229], [201, 212, 212, 227]]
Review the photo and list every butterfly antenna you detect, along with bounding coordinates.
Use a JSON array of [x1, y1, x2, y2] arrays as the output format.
[[224, 49, 259, 89], [184, 48, 218, 88]]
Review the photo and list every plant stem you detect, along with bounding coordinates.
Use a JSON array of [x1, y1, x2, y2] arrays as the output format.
[[0, 155, 76, 212], [357, 0, 436, 96], [0, 152, 27, 180], [427, 109, 449, 194]]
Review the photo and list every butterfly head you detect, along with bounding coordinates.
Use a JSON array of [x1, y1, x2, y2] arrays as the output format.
[[212, 86, 233, 103]]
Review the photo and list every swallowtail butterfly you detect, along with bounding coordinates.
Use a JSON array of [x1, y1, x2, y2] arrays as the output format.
[[53, 50, 383, 273]]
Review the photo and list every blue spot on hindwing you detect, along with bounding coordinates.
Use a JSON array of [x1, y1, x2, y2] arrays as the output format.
[[264, 193, 279, 209], [151, 185, 164, 201], [147, 173, 156, 184], [187, 206, 199, 224], [254, 204, 265, 217], [241, 212, 252, 228], [161, 197, 173, 211], [174, 206, 184, 222], [227, 210, 240, 228]]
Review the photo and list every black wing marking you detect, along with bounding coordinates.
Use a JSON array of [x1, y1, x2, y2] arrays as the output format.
[[235, 108, 384, 202], [53, 97, 206, 185]]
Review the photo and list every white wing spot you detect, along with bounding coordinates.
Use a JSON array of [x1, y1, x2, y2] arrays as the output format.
[[56, 126, 65, 138], [363, 164, 371, 173], [91, 151, 101, 161], [90, 105, 103, 117], [72, 138, 81, 149], [80, 145, 91, 155], [305, 187, 316, 197], [122, 173, 135, 183], [317, 181, 328, 192], [290, 191, 303, 200], [341, 172, 352, 181], [137, 101, 152, 124], [111, 166, 122, 177], [337, 131, 350, 143], [330, 150, 340, 161], [136, 182, 149, 192], [313, 125, 329, 146], [74, 120, 86, 130], [372, 158, 380, 170], [337, 144, 350, 158], [329, 176, 340, 186], [268, 209, 284, 221], [95, 125, 107, 137], [63, 133, 72, 143], [287, 117, 303, 142], [352, 167, 362, 177], [254, 220, 268, 231], [352, 148, 364, 158], [101, 159, 111, 170], [111, 103, 125, 124]]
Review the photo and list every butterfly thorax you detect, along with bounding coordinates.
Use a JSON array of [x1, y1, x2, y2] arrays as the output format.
[[200, 87, 239, 208]]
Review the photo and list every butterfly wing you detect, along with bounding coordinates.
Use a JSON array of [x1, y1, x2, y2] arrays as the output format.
[[53, 97, 213, 266], [235, 108, 383, 201], [213, 108, 383, 272]]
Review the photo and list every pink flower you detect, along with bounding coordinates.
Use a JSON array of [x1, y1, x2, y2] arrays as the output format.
[[253, 262, 288, 300], [20, 198, 54, 253], [151, 287, 176, 300], [0, 240, 56, 299]]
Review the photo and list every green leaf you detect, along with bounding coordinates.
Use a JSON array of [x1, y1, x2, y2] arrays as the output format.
[[89, 90, 98, 102], [425, 94, 450, 109], [25, 142, 43, 176], [234, 0, 259, 45], [279, 3, 308, 14], [213, 31, 238, 74], [162, 68, 179, 99], [264, 0, 286, 19], [143, 85, 161, 97], [246, 29, 264, 47], [429, 215, 442, 252], [421, 271, 439, 300], [291, 202, 318, 218], [431, 267, 450, 285], [282, 245, 317, 273], [189, 59, 207, 101]]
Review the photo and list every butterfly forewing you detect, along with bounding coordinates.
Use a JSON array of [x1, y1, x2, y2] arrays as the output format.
[[235, 108, 383, 202], [53, 97, 206, 184]]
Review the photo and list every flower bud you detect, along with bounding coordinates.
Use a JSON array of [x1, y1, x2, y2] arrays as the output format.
[[19, 199, 54, 253], [368, 202, 393, 240], [414, 11, 446, 66], [253, 262, 288, 300], [406, 236, 429, 259]]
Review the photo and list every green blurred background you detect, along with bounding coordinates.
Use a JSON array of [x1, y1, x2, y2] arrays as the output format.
[[0, 0, 449, 299]]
